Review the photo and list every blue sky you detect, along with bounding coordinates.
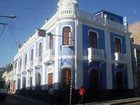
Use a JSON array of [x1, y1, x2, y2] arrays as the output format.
[[0, 0, 140, 67]]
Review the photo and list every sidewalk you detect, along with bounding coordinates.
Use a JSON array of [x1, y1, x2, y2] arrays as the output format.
[[84, 97, 140, 105]]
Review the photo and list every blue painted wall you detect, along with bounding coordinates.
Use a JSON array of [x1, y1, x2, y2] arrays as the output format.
[[82, 24, 106, 89]]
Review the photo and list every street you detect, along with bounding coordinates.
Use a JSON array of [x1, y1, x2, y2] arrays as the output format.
[[0, 94, 48, 105], [1, 94, 140, 105]]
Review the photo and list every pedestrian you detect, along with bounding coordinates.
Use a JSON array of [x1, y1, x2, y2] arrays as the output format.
[[79, 86, 86, 105], [48, 87, 54, 105]]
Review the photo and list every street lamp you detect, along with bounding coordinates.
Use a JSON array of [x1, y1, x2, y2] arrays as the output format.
[[0, 15, 17, 19], [0, 22, 8, 26], [0, 15, 16, 26]]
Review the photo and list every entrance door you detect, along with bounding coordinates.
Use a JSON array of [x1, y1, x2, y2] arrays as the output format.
[[61, 68, 71, 89], [116, 71, 124, 89], [13, 80, 16, 92], [29, 77, 32, 90], [35, 73, 41, 90], [48, 73, 53, 88], [90, 70, 100, 89]]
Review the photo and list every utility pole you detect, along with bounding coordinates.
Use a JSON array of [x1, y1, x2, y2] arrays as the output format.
[[69, 37, 75, 105]]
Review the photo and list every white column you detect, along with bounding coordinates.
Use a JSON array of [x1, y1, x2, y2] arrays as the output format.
[[54, 24, 59, 89], [105, 28, 112, 89], [32, 68, 36, 88], [16, 76, 18, 90], [125, 34, 134, 89], [26, 72, 29, 88], [20, 74, 23, 89], [76, 23, 83, 89], [42, 64, 46, 90]]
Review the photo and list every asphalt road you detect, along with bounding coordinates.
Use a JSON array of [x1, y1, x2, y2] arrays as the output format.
[[0, 95, 48, 105]]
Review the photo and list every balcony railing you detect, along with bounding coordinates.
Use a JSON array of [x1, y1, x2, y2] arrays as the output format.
[[88, 48, 105, 62], [114, 52, 128, 64], [43, 49, 55, 64], [106, 19, 126, 33], [78, 10, 126, 33]]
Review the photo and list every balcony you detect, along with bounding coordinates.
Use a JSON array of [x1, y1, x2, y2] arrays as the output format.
[[25, 63, 30, 70], [88, 48, 105, 62], [27, 61, 33, 69], [43, 49, 55, 64], [114, 52, 128, 64], [34, 56, 42, 67]]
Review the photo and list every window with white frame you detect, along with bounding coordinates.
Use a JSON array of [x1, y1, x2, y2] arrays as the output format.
[[39, 43, 42, 57], [49, 35, 53, 49], [24, 54, 27, 68], [62, 26, 72, 45], [19, 58, 22, 70], [89, 31, 98, 48], [30, 49, 34, 62], [115, 37, 121, 53]]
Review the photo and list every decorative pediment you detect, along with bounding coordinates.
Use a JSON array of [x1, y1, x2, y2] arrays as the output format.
[[57, 0, 78, 19]]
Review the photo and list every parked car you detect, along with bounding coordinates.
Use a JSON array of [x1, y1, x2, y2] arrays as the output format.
[[0, 80, 7, 101]]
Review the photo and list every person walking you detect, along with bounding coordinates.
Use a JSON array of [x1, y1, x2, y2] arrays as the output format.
[[79, 86, 86, 105]]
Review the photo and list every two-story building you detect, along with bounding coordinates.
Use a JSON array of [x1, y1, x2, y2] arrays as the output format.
[[129, 21, 140, 96], [14, 0, 134, 101]]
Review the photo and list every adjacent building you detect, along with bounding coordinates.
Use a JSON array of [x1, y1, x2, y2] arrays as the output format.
[[129, 21, 140, 95], [2, 64, 16, 93], [14, 0, 134, 99]]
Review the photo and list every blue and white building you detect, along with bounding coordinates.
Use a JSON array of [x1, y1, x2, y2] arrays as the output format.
[[14, 0, 134, 98]]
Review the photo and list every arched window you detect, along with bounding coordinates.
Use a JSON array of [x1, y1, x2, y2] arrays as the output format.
[[61, 68, 71, 89], [31, 49, 34, 61], [39, 43, 42, 57], [17, 78, 21, 90], [19, 58, 22, 70], [24, 54, 27, 68], [62, 27, 72, 45], [89, 31, 98, 48], [35, 73, 41, 90], [115, 38, 121, 53], [22, 77, 26, 89], [89, 69, 100, 89], [49, 35, 53, 49], [116, 71, 124, 89]]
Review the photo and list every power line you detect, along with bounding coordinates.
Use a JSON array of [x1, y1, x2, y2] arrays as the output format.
[[6, 25, 19, 47], [0, 25, 6, 37], [9, 24, 31, 35]]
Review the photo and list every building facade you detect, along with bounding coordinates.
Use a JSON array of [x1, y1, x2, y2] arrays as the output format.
[[129, 21, 140, 96], [14, 0, 134, 99], [2, 64, 16, 93]]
